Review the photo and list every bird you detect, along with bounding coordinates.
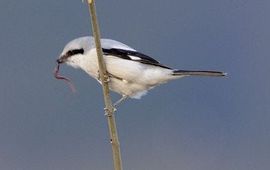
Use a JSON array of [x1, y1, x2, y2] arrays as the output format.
[[56, 36, 226, 106]]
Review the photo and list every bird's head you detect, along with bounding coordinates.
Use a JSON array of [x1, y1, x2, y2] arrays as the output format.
[[57, 36, 94, 68], [54, 36, 94, 92]]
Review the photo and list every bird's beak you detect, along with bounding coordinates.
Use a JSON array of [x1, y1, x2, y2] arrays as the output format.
[[57, 53, 70, 64], [56, 58, 64, 64], [56, 54, 68, 64]]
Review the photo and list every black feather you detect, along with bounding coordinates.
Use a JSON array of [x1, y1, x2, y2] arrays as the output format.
[[173, 70, 226, 76], [102, 48, 171, 69]]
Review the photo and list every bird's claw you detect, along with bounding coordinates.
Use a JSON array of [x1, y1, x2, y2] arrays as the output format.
[[97, 71, 111, 83], [104, 75, 110, 83], [104, 107, 117, 116]]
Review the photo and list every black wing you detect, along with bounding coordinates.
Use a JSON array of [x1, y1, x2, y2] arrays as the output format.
[[102, 48, 171, 69]]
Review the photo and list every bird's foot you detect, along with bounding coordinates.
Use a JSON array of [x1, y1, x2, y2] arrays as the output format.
[[97, 71, 111, 83], [104, 74, 110, 83], [104, 107, 117, 116]]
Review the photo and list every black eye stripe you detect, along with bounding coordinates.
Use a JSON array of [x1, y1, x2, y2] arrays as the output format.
[[67, 48, 84, 56], [59, 48, 84, 62], [61, 48, 84, 61]]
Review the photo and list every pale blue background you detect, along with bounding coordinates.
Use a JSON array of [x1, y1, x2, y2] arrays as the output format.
[[0, 0, 269, 170]]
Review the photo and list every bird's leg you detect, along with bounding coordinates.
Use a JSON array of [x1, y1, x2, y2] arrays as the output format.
[[114, 95, 128, 107], [104, 73, 110, 83], [97, 70, 111, 83], [104, 96, 127, 116]]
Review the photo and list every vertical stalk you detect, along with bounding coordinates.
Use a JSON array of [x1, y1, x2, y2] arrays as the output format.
[[87, 1, 123, 170]]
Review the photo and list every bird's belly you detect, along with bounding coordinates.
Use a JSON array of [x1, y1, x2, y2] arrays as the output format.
[[109, 78, 149, 99]]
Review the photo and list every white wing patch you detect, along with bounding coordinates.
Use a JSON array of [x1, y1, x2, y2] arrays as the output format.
[[129, 55, 142, 61]]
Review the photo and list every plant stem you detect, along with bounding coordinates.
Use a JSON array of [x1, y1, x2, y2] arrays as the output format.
[[87, 1, 123, 170]]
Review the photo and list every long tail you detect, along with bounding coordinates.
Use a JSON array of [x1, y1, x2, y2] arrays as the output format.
[[172, 70, 226, 77]]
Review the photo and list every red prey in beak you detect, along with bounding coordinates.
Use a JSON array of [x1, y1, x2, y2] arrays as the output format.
[[54, 59, 76, 93]]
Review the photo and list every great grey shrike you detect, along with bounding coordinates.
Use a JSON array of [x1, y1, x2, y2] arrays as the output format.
[[55, 36, 226, 106]]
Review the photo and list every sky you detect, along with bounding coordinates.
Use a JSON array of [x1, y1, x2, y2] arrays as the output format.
[[0, 0, 269, 170]]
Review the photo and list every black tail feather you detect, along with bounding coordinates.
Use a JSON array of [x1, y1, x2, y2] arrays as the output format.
[[173, 70, 227, 77]]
